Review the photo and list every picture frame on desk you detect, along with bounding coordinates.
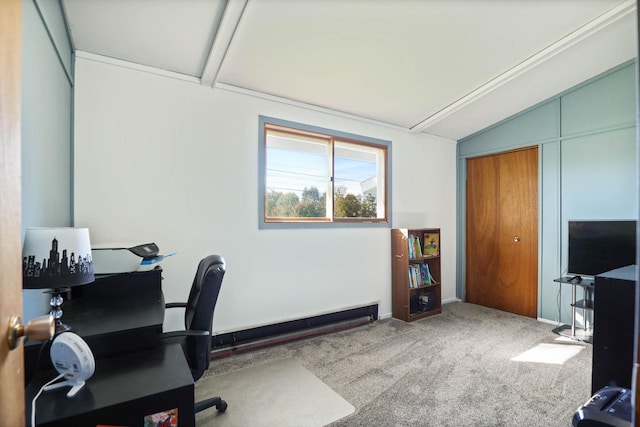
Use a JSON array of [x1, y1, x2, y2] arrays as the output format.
[[144, 408, 179, 427]]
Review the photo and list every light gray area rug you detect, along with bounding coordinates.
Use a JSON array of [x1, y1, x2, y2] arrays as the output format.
[[195, 357, 355, 427], [198, 302, 592, 426]]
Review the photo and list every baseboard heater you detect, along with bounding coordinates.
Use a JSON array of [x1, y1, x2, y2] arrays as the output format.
[[210, 303, 378, 358]]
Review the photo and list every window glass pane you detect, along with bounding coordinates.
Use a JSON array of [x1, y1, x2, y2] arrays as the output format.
[[260, 116, 390, 228], [334, 141, 384, 219], [265, 129, 330, 219]]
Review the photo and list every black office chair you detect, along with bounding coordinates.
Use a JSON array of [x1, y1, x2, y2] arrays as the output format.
[[162, 255, 228, 414]]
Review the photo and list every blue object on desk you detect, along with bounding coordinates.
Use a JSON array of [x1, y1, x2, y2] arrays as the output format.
[[139, 251, 177, 271]]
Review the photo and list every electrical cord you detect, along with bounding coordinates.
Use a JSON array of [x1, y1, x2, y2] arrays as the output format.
[[31, 373, 64, 427], [25, 339, 50, 385]]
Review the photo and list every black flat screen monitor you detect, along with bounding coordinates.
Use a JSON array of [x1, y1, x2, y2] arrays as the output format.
[[568, 220, 637, 277]]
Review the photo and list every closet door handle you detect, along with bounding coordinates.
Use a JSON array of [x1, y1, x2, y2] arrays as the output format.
[[514, 236, 521, 243]]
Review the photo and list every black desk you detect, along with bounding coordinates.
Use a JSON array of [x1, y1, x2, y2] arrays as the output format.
[[25, 269, 196, 426], [28, 344, 195, 427], [65, 269, 165, 358], [592, 265, 637, 394], [25, 269, 165, 379]]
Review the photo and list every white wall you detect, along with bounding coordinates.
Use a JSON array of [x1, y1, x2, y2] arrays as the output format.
[[73, 55, 457, 333]]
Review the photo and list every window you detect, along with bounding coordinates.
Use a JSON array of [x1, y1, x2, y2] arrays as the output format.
[[259, 116, 391, 228]]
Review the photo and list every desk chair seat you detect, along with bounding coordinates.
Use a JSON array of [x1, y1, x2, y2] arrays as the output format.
[[162, 255, 228, 414]]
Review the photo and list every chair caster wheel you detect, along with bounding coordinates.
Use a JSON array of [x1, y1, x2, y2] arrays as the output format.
[[217, 400, 228, 412]]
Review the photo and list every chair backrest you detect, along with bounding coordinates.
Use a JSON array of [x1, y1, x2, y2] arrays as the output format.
[[184, 255, 225, 380]]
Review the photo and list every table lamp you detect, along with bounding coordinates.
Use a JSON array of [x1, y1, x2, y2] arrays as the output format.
[[22, 227, 94, 333]]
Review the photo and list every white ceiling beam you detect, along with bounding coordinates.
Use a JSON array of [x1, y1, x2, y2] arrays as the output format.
[[410, 0, 637, 134], [75, 50, 201, 83], [200, 0, 248, 87]]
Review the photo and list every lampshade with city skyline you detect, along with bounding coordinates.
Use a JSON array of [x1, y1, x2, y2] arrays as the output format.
[[22, 227, 94, 328]]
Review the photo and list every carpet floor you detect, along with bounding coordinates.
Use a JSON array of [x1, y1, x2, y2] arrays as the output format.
[[197, 302, 592, 426]]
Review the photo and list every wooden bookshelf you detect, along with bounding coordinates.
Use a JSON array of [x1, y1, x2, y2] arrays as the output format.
[[391, 228, 442, 321]]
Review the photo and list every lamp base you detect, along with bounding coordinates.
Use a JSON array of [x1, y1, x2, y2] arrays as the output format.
[[54, 319, 72, 334], [46, 288, 73, 334]]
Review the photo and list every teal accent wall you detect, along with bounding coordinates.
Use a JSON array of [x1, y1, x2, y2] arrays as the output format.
[[32, 0, 73, 81], [561, 64, 636, 135], [457, 60, 638, 324], [22, 0, 74, 321], [458, 99, 560, 157]]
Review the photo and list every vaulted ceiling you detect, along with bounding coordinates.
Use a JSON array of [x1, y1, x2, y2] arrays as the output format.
[[62, 0, 637, 141]]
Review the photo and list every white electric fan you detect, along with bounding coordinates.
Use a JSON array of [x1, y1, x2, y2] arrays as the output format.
[[44, 332, 95, 398]]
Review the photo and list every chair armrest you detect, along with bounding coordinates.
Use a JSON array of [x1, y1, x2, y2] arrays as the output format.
[[161, 330, 209, 340], [165, 302, 187, 309]]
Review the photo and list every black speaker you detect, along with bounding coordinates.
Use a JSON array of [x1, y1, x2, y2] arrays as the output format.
[[591, 265, 636, 395]]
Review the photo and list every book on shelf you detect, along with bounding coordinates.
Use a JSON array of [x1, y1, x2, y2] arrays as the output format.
[[408, 263, 438, 288], [414, 236, 423, 258], [408, 264, 414, 288], [408, 263, 423, 288], [423, 233, 440, 257], [407, 234, 423, 259], [420, 263, 432, 285], [408, 234, 415, 258]]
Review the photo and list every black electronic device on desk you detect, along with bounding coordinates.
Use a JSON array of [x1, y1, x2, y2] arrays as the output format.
[[573, 386, 631, 427]]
